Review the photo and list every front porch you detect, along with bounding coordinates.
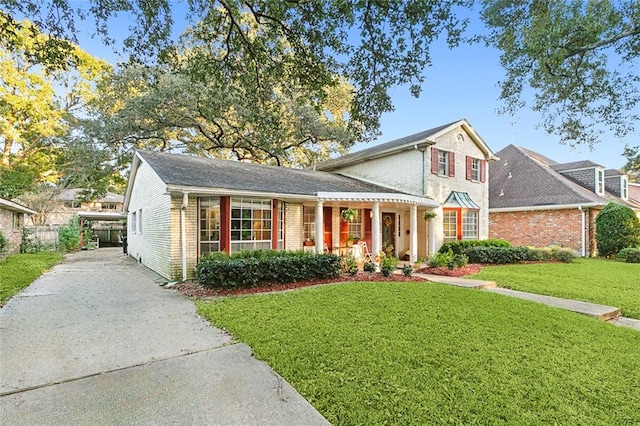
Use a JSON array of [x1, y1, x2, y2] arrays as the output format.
[[304, 192, 439, 262]]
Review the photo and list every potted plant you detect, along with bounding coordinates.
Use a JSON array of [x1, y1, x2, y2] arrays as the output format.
[[341, 208, 358, 222], [423, 211, 437, 220], [346, 235, 360, 246], [303, 238, 315, 247]]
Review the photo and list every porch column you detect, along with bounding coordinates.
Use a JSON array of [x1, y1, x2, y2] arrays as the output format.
[[315, 201, 324, 254], [410, 204, 418, 262], [428, 216, 436, 256], [371, 202, 381, 257]]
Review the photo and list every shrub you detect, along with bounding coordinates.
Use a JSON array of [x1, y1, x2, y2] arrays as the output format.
[[553, 247, 576, 263], [617, 247, 640, 263], [402, 264, 413, 276], [595, 202, 640, 257], [438, 239, 510, 255], [428, 250, 454, 267], [466, 246, 531, 264], [450, 253, 468, 269], [0, 230, 7, 256], [363, 261, 376, 272], [341, 255, 358, 276], [58, 216, 82, 252], [196, 250, 341, 288], [380, 256, 399, 277]]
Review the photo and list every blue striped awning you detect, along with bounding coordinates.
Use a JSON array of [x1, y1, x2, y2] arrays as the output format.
[[443, 191, 480, 209]]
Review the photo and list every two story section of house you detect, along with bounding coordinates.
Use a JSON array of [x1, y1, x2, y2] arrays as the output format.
[[315, 119, 498, 260]]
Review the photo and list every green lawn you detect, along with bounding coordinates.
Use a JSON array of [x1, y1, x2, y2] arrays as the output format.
[[472, 258, 640, 319], [0, 251, 63, 306], [197, 282, 640, 425]]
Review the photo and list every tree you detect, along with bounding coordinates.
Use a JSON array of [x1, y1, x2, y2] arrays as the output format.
[[595, 201, 640, 257], [479, 0, 640, 147], [0, 15, 115, 199], [1, 1, 470, 143], [623, 145, 639, 182], [90, 64, 358, 167]]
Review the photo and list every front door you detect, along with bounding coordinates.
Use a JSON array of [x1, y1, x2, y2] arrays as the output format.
[[382, 212, 395, 256]]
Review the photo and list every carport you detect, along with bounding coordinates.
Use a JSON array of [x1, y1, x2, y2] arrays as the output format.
[[77, 211, 127, 249]]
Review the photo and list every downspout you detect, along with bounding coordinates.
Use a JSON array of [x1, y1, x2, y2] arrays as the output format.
[[578, 206, 586, 257], [181, 193, 188, 281]]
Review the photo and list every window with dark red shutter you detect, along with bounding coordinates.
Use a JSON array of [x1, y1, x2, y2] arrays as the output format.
[[448, 152, 455, 177], [466, 156, 472, 180], [431, 147, 439, 175]]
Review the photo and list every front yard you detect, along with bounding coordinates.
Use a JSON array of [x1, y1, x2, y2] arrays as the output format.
[[0, 251, 63, 306], [197, 282, 640, 425], [472, 258, 640, 318]]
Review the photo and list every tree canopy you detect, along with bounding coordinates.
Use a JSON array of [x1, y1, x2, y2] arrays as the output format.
[[1, 0, 638, 181]]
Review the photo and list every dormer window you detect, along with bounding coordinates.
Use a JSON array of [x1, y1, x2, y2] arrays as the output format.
[[622, 177, 628, 200], [596, 169, 604, 195]]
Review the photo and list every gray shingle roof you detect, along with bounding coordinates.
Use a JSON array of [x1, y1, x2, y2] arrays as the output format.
[[315, 121, 457, 170], [137, 150, 403, 196], [550, 160, 603, 172], [489, 145, 627, 209]]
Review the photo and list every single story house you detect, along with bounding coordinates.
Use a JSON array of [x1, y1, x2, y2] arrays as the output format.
[[0, 197, 37, 256], [124, 119, 498, 280], [489, 144, 640, 256]]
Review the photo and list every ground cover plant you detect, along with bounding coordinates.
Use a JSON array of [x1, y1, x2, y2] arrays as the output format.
[[0, 251, 63, 306], [197, 282, 640, 425], [473, 258, 640, 318]]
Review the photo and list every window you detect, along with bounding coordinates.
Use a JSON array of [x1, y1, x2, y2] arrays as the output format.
[[199, 197, 220, 256], [102, 202, 117, 210], [444, 209, 479, 241], [597, 169, 604, 194], [12, 212, 19, 229], [462, 211, 478, 239], [622, 178, 628, 199], [431, 147, 455, 177], [344, 208, 362, 239], [443, 210, 458, 241], [230, 198, 272, 252], [64, 201, 81, 209], [303, 206, 316, 241], [131, 211, 137, 233], [466, 157, 485, 182]]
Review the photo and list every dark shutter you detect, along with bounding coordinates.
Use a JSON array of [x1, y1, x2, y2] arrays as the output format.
[[480, 160, 486, 183], [466, 156, 472, 180], [431, 147, 439, 174], [448, 152, 455, 177]]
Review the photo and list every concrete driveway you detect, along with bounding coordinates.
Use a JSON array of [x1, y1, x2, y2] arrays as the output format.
[[0, 248, 329, 425]]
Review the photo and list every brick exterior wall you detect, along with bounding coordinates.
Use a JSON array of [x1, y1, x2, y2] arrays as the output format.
[[285, 203, 304, 250], [126, 161, 174, 279], [0, 208, 24, 255], [489, 208, 599, 255]]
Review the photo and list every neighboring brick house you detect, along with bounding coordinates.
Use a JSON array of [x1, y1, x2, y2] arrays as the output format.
[[0, 197, 36, 256], [488, 145, 640, 256], [124, 119, 497, 280], [630, 183, 640, 207]]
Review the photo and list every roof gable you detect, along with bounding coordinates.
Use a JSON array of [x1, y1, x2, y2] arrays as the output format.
[[316, 119, 497, 171]]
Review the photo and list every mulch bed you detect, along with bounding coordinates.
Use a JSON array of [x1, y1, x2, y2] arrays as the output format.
[[416, 264, 482, 277], [169, 272, 429, 299], [168, 264, 487, 298]]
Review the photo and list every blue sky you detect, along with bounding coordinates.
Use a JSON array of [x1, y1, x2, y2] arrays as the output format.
[[73, 5, 636, 170]]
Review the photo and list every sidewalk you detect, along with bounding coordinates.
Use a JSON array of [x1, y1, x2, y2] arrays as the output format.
[[0, 248, 329, 425], [414, 272, 640, 331]]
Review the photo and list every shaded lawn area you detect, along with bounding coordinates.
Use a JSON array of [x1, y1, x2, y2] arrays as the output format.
[[472, 258, 640, 319], [197, 282, 640, 425], [0, 251, 63, 306]]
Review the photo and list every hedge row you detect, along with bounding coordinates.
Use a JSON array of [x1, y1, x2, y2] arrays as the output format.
[[465, 246, 575, 264], [617, 247, 640, 263], [438, 239, 510, 255], [196, 250, 341, 288]]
